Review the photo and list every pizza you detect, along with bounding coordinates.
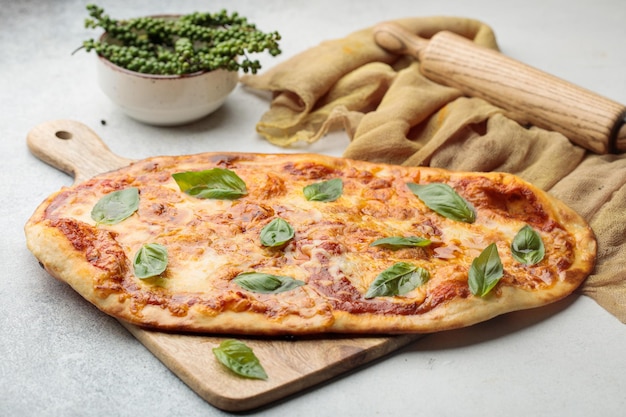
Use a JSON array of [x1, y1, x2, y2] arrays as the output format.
[[25, 152, 596, 335]]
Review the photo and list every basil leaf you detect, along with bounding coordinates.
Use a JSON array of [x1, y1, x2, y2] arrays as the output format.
[[407, 182, 476, 223], [511, 225, 545, 265], [365, 262, 430, 299], [91, 187, 139, 225], [260, 218, 295, 247], [212, 339, 268, 380], [172, 168, 247, 199], [133, 243, 168, 279], [468, 243, 503, 297], [370, 236, 432, 249], [303, 178, 343, 202], [233, 272, 305, 294]]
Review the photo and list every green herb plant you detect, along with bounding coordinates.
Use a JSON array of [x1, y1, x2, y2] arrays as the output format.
[[511, 224, 545, 265], [212, 339, 268, 380], [303, 178, 343, 202], [133, 243, 169, 279], [91, 187, 140, 225], [78, 4, 282, 75], [370, 236, 432, 250], [233, 272, 305, 294], [468, 243, 503, 297], [407, 182, 476, 223], [365, 262, 430, 299], [260, 218, 295, 247], [172, 168, 247, 200]]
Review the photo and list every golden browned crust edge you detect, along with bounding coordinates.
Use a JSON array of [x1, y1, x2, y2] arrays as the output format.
[[24, 152, 597, 335]]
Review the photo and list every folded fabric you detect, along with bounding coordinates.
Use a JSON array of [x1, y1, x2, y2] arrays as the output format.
[[240, 16, 626, 323]]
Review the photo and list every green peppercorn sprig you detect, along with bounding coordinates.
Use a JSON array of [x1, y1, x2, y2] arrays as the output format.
[[79, 4, 282, 75]]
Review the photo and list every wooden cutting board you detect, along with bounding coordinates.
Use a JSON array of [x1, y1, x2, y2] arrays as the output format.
[[27, 119, 422, 412]]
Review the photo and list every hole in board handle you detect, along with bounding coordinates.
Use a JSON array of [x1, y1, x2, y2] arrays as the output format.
[[55, 130, 72, 140]]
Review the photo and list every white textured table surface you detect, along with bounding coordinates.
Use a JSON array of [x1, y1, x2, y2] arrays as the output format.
[[2, 1, 625, 416]]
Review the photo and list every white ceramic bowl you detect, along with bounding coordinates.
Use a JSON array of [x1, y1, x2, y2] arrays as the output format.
[[96, 55, 239, 126]]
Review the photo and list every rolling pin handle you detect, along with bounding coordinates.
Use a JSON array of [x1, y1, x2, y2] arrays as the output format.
[[373, 22, 626, 154], [612, 113, 626, 153], [373, 22, 427, 60]]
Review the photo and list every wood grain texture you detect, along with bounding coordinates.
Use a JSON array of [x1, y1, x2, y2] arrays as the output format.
[[373, 23, 626, 154], [122, 323, 419, 411], [26, 119, 422, 412], [27, 119, 133, 182]]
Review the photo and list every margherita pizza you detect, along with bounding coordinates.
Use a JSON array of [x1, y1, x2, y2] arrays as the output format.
[[25, 152, 596, 335]]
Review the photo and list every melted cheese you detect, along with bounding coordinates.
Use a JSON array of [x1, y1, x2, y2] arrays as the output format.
[[38, 153, 584, 320]]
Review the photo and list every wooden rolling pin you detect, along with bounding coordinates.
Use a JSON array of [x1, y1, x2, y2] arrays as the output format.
[[373, 22, 626, 154]]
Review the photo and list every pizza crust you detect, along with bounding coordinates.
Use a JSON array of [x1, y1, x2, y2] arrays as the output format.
[[25, 152, 596, 335]]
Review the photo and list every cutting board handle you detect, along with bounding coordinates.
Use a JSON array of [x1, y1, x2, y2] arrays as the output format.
[[27, 120, 134, 183], [25, 118, 424, 411]]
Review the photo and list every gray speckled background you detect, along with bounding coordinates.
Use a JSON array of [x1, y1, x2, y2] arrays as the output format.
[[2, 1, 625, 416]]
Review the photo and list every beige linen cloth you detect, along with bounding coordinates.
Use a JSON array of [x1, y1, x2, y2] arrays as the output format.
[[240, 17, 626, 323]]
